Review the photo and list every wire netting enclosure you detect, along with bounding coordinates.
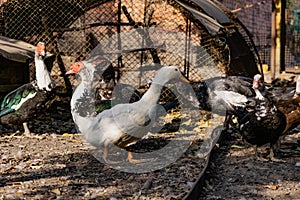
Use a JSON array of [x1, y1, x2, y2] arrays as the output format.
[[220, 0, 300, 70], [219, 0, 272, 69], [286, 0, 300, 67], [0, 2, 264, 198], [0, 0, 260, 97]]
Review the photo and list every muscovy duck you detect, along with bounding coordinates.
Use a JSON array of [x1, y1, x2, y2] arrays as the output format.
[[235, 74, 300, 161], [69, 61, 141, 113], [67, 61, 189, 164], [180, 75, 258, 129], [0, 42, 56, 135]]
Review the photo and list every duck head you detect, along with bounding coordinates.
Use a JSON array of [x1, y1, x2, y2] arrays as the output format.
[[66, 61, 86, 75], [252, 74, 266, 100], [35, 42, 46, 60], [66, 59, 113, 89], [66, 59, 110, 75], [252, 74, 263, 89], [151, 66, 189, 86]]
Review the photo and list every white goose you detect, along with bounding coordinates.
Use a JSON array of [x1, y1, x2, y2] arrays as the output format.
[[67, 61, 189, 164]]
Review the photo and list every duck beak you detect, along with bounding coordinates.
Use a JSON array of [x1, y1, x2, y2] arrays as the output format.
[[252, 82, 259, 89], [66, 62, 84, 75], [181, 76, 190, 83], [252, 79, 262, 89]]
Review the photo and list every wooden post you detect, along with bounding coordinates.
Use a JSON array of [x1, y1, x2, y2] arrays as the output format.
[[271, 0, 283, 79], [271, 0, 276, 79], [280, 0, 286, 72]]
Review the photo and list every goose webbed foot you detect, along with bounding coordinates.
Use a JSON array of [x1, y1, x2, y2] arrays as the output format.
[[103, 158, 120, 165], [126, 151, 152, 163], [103, 146, 120, 164], [126, 151, 141, 163]]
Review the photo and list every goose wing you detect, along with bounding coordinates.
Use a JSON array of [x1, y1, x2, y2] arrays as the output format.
[[0, 82, 37, 117], [213, 76, 255, 97], [108, 103, 153, 132], [90, 103, 153, 148]]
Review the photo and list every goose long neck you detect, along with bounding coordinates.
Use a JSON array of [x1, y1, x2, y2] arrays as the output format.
[[71, 73, 96, 133], [140, 83, 164, 105], [35, 56, 53, 91], [71, 81, 96, 116]]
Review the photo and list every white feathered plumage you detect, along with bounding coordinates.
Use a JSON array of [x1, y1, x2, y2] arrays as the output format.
[[67, 61, 189, 163]]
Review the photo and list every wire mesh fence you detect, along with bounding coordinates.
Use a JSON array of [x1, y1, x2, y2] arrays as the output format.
[[286, 0, 300, 67], [0, 0, 261, 101], [218, 0, 272, 69], [220, 0, 300, 70]]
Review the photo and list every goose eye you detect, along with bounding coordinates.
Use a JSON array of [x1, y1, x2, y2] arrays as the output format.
[[175, 68, 178, 71]]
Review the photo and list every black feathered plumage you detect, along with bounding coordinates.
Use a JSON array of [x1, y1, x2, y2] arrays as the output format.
[[0, 84, 56, 127], [186, 76, 256, 113], [237, 95, 286, 148], [234, 74, 300, 160], [179, 76, 257, 129]]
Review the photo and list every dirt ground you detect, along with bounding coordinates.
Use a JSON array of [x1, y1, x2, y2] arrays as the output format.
[[1, 90, 300, 199], [0, 97, 211, 199], [0, 133, 207, 199], [200, 130, 300, 200]]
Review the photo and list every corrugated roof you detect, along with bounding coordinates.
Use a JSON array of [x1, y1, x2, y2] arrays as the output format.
[[190, 0, 231, 24], [175, 0, 224, 35]]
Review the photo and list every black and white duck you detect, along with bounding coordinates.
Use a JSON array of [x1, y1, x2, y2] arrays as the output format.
[[234, 74, 300, 161], [67, 61, 189, 164], [183, 73, 300, 161], [0, 42, 56, 135], [267, 75, 300, 102], [180, 75, 258, 129]]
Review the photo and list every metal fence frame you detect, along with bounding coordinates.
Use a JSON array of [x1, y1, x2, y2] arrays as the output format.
[[0, 0, 261, 96]]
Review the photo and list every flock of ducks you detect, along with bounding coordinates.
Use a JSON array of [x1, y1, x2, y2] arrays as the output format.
[[1, 42, 300, 163]]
